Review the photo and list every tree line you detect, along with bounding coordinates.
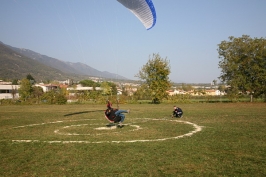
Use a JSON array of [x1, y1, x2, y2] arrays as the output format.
[[2, 35, 266, 104]]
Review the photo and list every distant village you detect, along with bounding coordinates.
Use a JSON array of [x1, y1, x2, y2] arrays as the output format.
[[0, 77, 226, 100]]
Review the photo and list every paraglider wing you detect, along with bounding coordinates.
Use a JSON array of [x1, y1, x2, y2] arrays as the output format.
[[117, 0, 156, 30]]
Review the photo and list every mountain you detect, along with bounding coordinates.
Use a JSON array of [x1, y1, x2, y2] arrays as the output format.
[[7, 44, 127, 80], [0, 42, 77, 81]]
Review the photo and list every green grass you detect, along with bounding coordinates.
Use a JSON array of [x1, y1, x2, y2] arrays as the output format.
[[0, 103, 266, 176]]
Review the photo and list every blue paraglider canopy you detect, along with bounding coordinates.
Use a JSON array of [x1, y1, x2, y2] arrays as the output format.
[[117, 0, 156, 30]]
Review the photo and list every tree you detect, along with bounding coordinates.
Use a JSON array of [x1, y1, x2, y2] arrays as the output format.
[[133, 83, 151, 101], [11, 85, 18, 100], [108, 82, 118, 96], [101, 81, 112, 96], [26, 74, 36, 84], [12, 79, 18, 85], [32, 86, 44, 104], [41, 90, 67, 104], [79, 80, 100, 88], [181, 83, 193, 92], [18, 78, 33, 101], [218, 84, 226, 93], [100, 81, 117, 97], [218, 35, 266, 102], [136, 53, 171, 103]]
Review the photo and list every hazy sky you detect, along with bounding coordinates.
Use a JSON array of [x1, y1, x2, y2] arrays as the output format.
[[1, 0, 266, 83]]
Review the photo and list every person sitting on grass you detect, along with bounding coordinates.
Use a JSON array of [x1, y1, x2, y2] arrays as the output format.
[[172, 105, 183, 118]]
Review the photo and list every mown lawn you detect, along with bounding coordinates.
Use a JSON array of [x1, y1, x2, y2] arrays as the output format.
[[0, 103, 265, 176]]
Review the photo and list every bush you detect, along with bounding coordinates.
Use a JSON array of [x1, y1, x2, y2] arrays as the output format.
[[55, 94, 67, 104], [41, 90, 67, 104]]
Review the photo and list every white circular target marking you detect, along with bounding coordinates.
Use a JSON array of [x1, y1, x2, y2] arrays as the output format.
[[54, 123, 142, 135], [11, 118, 203, 144]]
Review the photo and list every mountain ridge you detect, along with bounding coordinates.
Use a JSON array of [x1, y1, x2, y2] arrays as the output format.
[[1, 41, 128, 81], [0, 41, 128, 81], [0, 42, 70, 81]]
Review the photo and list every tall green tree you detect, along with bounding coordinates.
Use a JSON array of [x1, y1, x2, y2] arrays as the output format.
[[26, 74, 36, 84], [218, 35, 266, 101], [100, 81, 117, 97], [101, 81, 112, 96], [32, 86, 44, 104], [136, 53, 171, 103], [18, 78, 33, 101]]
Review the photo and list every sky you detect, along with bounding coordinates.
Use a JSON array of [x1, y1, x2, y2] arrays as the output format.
[[1, 0, 266, 83]]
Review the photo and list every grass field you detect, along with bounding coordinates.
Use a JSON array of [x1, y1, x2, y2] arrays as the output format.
[[0, 103, 265, 176]]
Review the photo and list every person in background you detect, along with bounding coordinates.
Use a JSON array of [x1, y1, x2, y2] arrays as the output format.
[[172, 105, 183, 118]]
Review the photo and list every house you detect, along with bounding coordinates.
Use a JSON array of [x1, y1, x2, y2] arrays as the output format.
[[66, 84, 102, 97], [67, 84, 95, 91], [35, 83, 60, 92], [0, 85, 20, 99], [205, 90, 225, 96], [167, 89, 186, 96]]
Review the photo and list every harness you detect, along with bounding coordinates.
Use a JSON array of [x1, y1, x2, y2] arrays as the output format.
[[104, 108, 121, 123]]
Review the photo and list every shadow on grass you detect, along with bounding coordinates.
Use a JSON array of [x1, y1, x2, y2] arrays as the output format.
[[64, 110, 104, 117]]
